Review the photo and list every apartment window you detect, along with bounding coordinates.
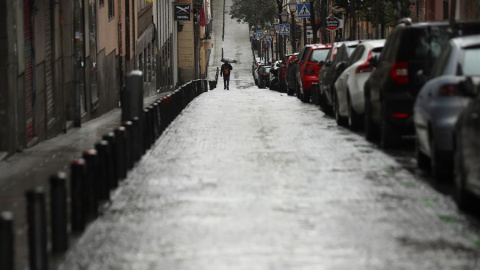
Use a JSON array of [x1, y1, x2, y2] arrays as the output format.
[[99, 0, 104, 7], [443, 0, 449, 19], [108, 0, 114, 19]]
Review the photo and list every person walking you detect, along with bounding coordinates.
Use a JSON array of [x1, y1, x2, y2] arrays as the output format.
[[220, 62, 233, 90]]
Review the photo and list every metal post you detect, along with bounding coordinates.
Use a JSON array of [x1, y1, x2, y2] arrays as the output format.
[[122, 70, 144, 122], [0, 212, 14, 270], [114, 127, 127, 180], [50, 172, 68, 253], [95, 141, 110, 201], [122, 121, 134, 169], [82, 149, 99, 220], [26, 187, 48, 270], [103, 132, 118, 189], [291, 12, 297, 52], [70, 159, 86, 233]]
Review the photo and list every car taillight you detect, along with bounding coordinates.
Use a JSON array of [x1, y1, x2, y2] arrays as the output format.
[[356, 51, 374, 74], [305, 64, 314, 75], [390, 62, 409, 84], [438, 84, 459, 96], [391, 113, 409, 119]]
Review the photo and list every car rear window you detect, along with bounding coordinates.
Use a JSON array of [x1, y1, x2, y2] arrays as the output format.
[[462, 47, 480, 75], [310, 49, 329, 62], [398, 27, 450, 61]]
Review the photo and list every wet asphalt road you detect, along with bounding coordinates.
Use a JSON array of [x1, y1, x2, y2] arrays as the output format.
[[58, 1, 480, 269]]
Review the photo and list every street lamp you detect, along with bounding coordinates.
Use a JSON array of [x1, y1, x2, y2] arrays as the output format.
[[280, 10, 289, 23], [288, 0, 298, 13], [288, 0, 298, 52]]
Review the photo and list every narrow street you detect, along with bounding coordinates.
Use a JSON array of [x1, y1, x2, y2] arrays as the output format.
[[58, 1, 480, 269]]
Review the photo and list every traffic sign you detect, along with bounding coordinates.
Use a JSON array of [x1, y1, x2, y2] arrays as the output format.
[[297, 3, 311, 18], [279, 24, 290, 35], [326, 15, 341, 31]]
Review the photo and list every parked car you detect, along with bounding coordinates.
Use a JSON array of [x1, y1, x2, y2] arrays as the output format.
[[286, 53, 300, 96], [364, 18, 480, 148], [257, 65, 272, 88], [279, 54, 292, 92], [334, 39, 386, 128], [318, 41, 361, 114], [454, 77, 480, 210], [296, 44, 331, 103], [254, 64, 268, 85], [414, 35, 480, 181]]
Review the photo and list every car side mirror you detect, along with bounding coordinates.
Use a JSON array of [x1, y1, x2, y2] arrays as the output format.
[[335, 62, 346, 72], [318, 61, 324, 67], [459, 77, 479, 97]]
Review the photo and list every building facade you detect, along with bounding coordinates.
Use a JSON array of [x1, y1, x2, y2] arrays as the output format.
[[0, 0, 186, 159]]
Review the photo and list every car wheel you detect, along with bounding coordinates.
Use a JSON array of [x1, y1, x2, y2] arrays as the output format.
[[364, 97, 378, 142], [430, 132, 452, 182], [334, 91, 347, 126], [287, 87, 294, 96], [454, 143, 473, 210], [296, 83, 302, 99], [415, 136, 430, 170], [347, 92, 362, 130], [301, 89, 310, 103], [380, 117, 400, 149], [319, 89, 333, 115]]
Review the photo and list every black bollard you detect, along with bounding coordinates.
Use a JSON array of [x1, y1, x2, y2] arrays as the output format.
[[143, 108, 151, 150], [70, 159, 86, 233], [26, 187, 48, 270], [0, 212, 14, 270], [159, 98, 167, 133], [115, 127, 127, 180], [82, 149, 99, 220], [95, 141, 111, 201], [103, 132, 118, 189], [50, 172, 68, 253], [122, 121, 134, 170], [132, 116, 144, 160], [122, 70, 144, 122], [147, 105, 154, 143], [151, 103, 160, 139]]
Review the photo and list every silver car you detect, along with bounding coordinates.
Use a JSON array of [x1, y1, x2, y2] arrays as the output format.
[[334, 40, 385, 129], [414, 35, 480, 182]]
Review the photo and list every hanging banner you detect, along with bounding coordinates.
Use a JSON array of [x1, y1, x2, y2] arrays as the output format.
[[174, 4, 191, 21]]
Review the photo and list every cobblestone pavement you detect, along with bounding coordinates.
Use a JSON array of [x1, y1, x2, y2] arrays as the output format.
[[58, 1, 480, 269]]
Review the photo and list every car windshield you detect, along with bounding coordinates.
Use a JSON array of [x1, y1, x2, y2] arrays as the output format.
[[310, 49, 330, 62], [462, 47, 480, 75]]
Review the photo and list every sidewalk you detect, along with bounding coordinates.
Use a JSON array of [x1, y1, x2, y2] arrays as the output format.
[[0, 93, 165, 269]]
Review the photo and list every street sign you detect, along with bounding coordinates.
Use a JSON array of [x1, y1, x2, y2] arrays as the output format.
[[174, 4, 191, 21], [256, 30, 265, 39], [297, 3, 311, 18], [306, 26, 313, 38], [326, 15, 341, 31], [279, 24, 290, 35]]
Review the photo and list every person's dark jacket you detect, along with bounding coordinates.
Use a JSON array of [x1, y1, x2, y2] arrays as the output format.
[[220, 63, 233, 77]]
